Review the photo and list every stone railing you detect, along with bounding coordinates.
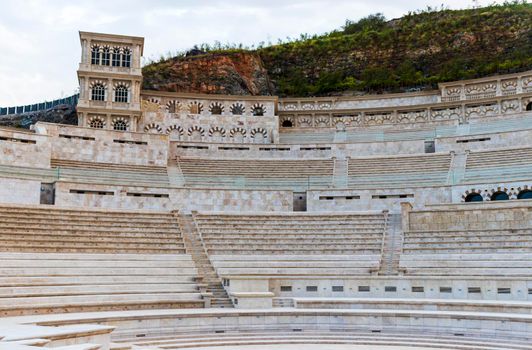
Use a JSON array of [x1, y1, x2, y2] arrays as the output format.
[[439, 70, 532, 102], [278, 91, 532, 129]]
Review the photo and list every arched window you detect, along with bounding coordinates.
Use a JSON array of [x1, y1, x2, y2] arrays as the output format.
[[102, 47, 111, 66], [526, 102, 532, 111], [89, 117, 105, 129], [113, 120, 128, 131], [282, 120, 293, 128], [112, 47, 121, 67], [491, 191, 509, 201], [115, 85, 128, 103], [91, 46, 100, 65], [122, 48, 131, 68], [91, 84, 105, 101], [464, 193, 483, 202], [517, 190, 532, 199]]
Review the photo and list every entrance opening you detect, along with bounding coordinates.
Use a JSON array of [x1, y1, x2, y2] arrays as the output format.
[[293, 192, 307, 212]]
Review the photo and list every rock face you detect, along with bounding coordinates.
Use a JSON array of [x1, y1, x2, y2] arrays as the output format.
[[0, 105, 77, 129], [142, 52, 275, 96], [142, 3, 532, 97]]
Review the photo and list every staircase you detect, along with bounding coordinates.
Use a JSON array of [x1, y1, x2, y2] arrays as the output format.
[[177, 214, 233, 308], [446, 151, 468, 185], [167, 159, 186, 186], [332, 157, 348, 188], [378, 213, 403, 275]]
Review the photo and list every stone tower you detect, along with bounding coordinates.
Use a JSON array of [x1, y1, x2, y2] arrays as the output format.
[[76, 31, 144, 132]]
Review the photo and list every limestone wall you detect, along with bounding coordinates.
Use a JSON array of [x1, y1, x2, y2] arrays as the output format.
[[436, 128, 532, 153], [307, 186, 451, 213], [139, 92, 279, 144], [54, 182, 172, 210], [407, 200, 532, 231], [0, 128, 51, 168], [34, 122, 168, 167], [54, 181, 293, 212], [452, 181, 532, 202], [170, 188, 293, 213], [0, 177, 41, 204], [172, 139, 424, 159], [143, 111, 279, 144]]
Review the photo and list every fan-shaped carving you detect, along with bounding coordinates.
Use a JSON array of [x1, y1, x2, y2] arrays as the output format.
[[209, 102, 224, 115], [208, 126, 226, 137], [166, 100, 182, 114], [251, 103, 265, 116], [250, 128, 268, 139], [89, 79, 108, 88], [188, 101, 204, 114], [230, 103, 245, 115], [166, 125, 184, 136], [111, 116, 129, 131], [229, 127, 247, 137], [144, 123, 162, 133], [88, 115, 106, 129], [187, 126, 205, 136]]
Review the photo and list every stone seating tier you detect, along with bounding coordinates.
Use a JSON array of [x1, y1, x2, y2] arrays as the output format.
[[195, 213, 386, 275], [400, 202, 532, 277], [50, 159, 170, 186], [347, 153, 451, 188], [0, 206, 185, 254], [0, 252, 203, 316], [463, 147, 532, 183], [293, 297, 532, 314], [177, 158, 334, 189]]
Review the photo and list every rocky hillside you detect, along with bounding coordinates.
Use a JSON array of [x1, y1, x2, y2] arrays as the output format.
[[143, 52, 275, 95], [143, 2, 532, 97]]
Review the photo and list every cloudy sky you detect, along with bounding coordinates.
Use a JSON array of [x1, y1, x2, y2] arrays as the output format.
[[0, 0, 506, 106]]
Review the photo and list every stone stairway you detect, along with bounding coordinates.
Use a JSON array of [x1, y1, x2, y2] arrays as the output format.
[[332, 157, 348, 188], [167, 160, 185, 186], [378, 213, 403, 275], [446, 151, 468, 185], [177, 214, 233, 308]]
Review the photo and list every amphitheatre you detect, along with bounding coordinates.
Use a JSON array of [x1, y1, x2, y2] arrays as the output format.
[[0, 22, 531, 350]]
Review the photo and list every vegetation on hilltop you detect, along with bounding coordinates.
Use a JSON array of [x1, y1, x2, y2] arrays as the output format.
[[142, 1, 532, 97]]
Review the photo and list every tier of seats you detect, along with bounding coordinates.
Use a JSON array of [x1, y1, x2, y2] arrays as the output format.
[[0, 206, 185, 254], [177, 158, 334, 189], [51, 159, 170, 186], [294, 297, 532, 314], [120, 331, 532, 350], [195, 213, 386, 277], [400, 203, 532, 277], [463, 147, 532, 183], [347, 153, 451, 188], [0, 252, 203, 316], [0, 205, 204, 316]]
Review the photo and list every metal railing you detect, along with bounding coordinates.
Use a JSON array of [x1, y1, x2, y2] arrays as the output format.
[[0, 94, 79, 116]]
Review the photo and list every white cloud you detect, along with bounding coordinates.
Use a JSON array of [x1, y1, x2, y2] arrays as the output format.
[[0, 0, 509, 106]]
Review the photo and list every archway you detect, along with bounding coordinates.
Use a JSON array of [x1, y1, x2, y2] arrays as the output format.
[[282, 120, 293, 128], [517, 189, 532, 199], [491, 191, 509, 201], [464, 193, 483, 202]]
